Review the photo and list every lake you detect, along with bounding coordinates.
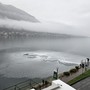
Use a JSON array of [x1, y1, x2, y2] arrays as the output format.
[[0, 37, 90, 89]]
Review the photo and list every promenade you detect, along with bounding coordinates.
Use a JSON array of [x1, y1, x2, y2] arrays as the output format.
[[61, 67, 86, 83], [60, 62, 90, 90], [72, 77, 90, 90]]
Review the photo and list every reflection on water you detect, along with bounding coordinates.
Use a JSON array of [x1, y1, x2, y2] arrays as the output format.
[[0, 38, 90, 56], [0, 38, 90, 77]]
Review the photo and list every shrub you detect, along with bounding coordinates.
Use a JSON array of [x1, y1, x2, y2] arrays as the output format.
[[63, 71, 70, 76], [69, 68, 77, 74], [75, 66, 80, 70]]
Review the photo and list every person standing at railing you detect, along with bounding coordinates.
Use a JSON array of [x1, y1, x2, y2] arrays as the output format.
[[86, 58, 89, 67]]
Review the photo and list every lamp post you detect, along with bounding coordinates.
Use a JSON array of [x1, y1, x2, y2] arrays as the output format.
[[57, 67, 59, 79], [81, 60, 84, 74], [86, 58, 89, 67]]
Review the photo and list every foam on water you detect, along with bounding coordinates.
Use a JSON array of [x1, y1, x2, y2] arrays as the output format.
[[0, 51, 85, 78], [43, 58, 79, 66]]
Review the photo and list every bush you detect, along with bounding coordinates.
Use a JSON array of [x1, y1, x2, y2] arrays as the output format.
[[63, 71, 70, 76], [69, 68, 77, 74], [75, 66, 79, 70]]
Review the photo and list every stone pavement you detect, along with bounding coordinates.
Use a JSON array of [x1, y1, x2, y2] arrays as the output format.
[[60, 62, 90, 83], [72, 77, 90, 90], [59, 63, 90, 90], [60, 67, 86, 83]]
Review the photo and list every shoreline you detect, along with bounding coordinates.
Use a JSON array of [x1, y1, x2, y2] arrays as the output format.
[[1, 62, 90, 90]]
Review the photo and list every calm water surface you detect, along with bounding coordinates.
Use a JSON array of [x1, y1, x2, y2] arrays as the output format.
[[0, 38, 90, 89]]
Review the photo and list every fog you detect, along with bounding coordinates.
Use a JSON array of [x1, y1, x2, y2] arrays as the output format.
[[0, 18, 89, 37], [0, 0, 90, 37]]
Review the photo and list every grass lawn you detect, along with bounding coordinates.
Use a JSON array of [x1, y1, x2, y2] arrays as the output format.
[[68, 69, 90, 85]]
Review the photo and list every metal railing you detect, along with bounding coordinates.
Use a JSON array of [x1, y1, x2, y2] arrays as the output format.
[[3, 79, 41, 90]]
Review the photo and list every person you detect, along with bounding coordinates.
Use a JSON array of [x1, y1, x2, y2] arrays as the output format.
[[86, 58, 89, 67], [81, 60, 84, 68], [42, 79, 45, 85], [80, 64, 82, 68], [82, 63, 84, 68]]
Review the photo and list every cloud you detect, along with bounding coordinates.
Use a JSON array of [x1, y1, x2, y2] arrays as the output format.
[[0, 18, 90, 36], [0, 0, 90, 36], [0, 0, 90, 25]]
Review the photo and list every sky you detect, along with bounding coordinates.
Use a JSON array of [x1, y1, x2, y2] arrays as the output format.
[[0, 0, 90, 36]]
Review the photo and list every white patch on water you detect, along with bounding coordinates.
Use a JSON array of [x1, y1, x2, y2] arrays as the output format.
[[0, 51, 85, 78]]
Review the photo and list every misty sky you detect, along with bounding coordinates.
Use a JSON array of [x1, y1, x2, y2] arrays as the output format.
[[0, 0, 90, 36]]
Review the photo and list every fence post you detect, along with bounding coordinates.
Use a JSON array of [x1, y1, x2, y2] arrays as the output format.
[[14, 85, 17, 90], [29, 80, 31, 88]]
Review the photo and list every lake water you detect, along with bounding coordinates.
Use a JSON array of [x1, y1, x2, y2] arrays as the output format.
[[0, 38, 90, 89]]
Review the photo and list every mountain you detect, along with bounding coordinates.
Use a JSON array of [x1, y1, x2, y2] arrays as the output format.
[[0, 3, 87, 39], [0, 3, 39, 22]]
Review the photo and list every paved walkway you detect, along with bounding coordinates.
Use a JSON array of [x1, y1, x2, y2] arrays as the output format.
[[60, 63, 90, 83], [60, 67, 86, 83], [59, 63, 90, 90], [72, 77, 90, 90]]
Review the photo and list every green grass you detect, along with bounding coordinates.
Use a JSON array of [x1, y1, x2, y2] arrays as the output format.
[[68, 69, 90, 85]]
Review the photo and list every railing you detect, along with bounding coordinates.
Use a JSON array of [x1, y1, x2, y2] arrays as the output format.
[[3, 79, 42, 90]]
